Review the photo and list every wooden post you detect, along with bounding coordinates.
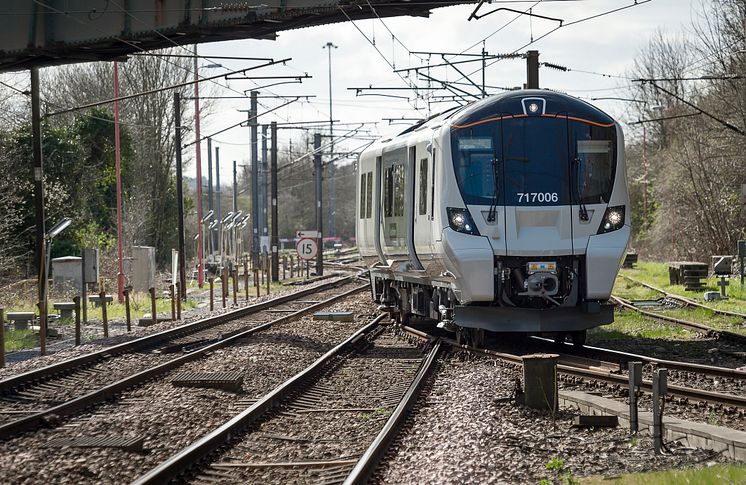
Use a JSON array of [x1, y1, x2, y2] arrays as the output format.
[[282, 254, 287, 280], [521, 354, 558, 411], [176, 282, 182, 320], [100, 290, 108, 339], [254, 267, 260, 298], [208, 277, 214, 311], [124, 289, 131, 332], [221, 268, 227, 309], [232, 270, 238, 306], [306, 260, 310, 279], [170, 284, 176, 320], [244, 261, 249, 300], [73, 296, 81, 346], [290, 254, 294, 278], [149, 287, 157, 326], [266, 257, 270, 295], [0, 308, 5, 368]]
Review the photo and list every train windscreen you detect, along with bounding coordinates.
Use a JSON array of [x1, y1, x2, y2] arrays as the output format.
[[451, 118, 616, 206]]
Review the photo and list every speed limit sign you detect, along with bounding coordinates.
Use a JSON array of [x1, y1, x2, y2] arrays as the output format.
[[296, 238, 318, 260]]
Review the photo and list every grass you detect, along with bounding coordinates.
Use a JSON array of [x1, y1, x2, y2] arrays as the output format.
[[3, 329, 38, 352], [583, 463, 746, 484], [588, 310, 694, 343], [620, 261, 746, 314]]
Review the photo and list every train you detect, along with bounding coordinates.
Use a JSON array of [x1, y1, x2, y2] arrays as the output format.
[[356, 90, 630, 346]]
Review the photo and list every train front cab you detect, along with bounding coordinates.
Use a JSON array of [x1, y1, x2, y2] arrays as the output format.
[[442, 91, 631, 338]]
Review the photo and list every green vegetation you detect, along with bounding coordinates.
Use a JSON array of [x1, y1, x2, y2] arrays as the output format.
[[3, 329, 38, 352], [588, 310, 694, 343], [582, 464, 746, 485], [540, 457, 578, 485]]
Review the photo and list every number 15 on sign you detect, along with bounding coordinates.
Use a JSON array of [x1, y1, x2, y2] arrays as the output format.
[[296, 238, 318, 260]]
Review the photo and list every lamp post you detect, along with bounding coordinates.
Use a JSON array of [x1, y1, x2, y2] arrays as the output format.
[[322, 42, 338, 239], [40, 217, 72, 355]]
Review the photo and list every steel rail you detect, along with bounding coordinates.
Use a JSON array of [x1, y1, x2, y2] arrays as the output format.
[[344, 339, 441, 485], [0, 284, 367, 440], [531, 337, 746, 381], [611, 295, 746, 345], [437, 335, 746, 409], [0, 276, 350, 395], [132, 313, 388, 485], [619, 273, 746, 319]]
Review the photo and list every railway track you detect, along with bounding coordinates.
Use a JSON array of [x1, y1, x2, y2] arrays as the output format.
[[0, 277, 361, 440], [402, 326, 746, 411], [133, 316, 440, 484], [610, 294, 746, 346], [619, 273, 746, 319]]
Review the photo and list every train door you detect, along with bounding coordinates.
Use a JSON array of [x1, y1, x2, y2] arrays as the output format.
[[380, 147, 409, 262], [501, 98, 574, 255], [407, 146, 424, 269], [413, 145, 433, 264]]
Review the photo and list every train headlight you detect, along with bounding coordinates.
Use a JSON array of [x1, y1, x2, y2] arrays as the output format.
[[447, 207, 480, 236], [597, 205, 626, 234]]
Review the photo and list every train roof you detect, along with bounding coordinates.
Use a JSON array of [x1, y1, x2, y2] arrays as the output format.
[[396, 89, 616, 138]]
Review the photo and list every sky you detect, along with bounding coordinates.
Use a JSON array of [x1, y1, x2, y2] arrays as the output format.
[[2, 0, 710, 184], [185, 0, 707, 183]]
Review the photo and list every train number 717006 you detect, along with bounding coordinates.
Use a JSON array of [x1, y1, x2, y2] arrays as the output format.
[[517, 192, 559, 203]]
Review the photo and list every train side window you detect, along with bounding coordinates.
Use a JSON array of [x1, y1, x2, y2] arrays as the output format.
[[366, 171, 373, 218], [384, 167, 394, 217], [393, 164, 405, 217], [419, 158, 428, 215], [359, 172, 367, 218]]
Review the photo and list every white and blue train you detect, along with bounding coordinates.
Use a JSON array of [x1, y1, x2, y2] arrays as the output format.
[[356, 90, 630, 345]]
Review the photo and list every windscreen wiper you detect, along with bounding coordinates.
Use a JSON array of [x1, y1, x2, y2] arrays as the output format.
[[573, 157, 589, 221]]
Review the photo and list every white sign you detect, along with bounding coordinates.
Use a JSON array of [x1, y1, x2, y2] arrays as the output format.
[[296, 238, 318, 260], [297, 230, 320, 239]]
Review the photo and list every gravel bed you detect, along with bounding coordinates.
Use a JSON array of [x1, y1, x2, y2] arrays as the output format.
[[374, 351, 733, 484], [187, 329, 425, 483], [0, 274, 355, 379], [0, 281, 360, 425], [0, 296, 377, 484]]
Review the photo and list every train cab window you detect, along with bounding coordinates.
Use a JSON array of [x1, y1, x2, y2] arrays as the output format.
[[576, 139, 614, 204], [384, 167, 394, 217], [419, 158, 428, 215], [366, 171, 373, 218], [452, 124, 499, 205], [359, 172, 367, 218]]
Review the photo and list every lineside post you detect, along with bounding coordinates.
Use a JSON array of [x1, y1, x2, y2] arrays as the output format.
[[209, 277, 214, 311], [170, 284, 175, 320], [314, 133, 324, 276], [73, 297, 80, 346], [176, 282, 182, 320], [149, 287, 157, 327], [100, 290, 108, 339], [174, 93, 187, 300], [628, 361, 642, 435], [270, 121, 279, 282], [124, 288, 131, 332], [0, 308, 5, 368], [244, 261, 249, 300], [652, 368, 668, 454]]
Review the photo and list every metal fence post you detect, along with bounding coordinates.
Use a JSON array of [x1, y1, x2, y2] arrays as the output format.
[[628, 361, 642, 435], [653, 368, 668, 454]]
